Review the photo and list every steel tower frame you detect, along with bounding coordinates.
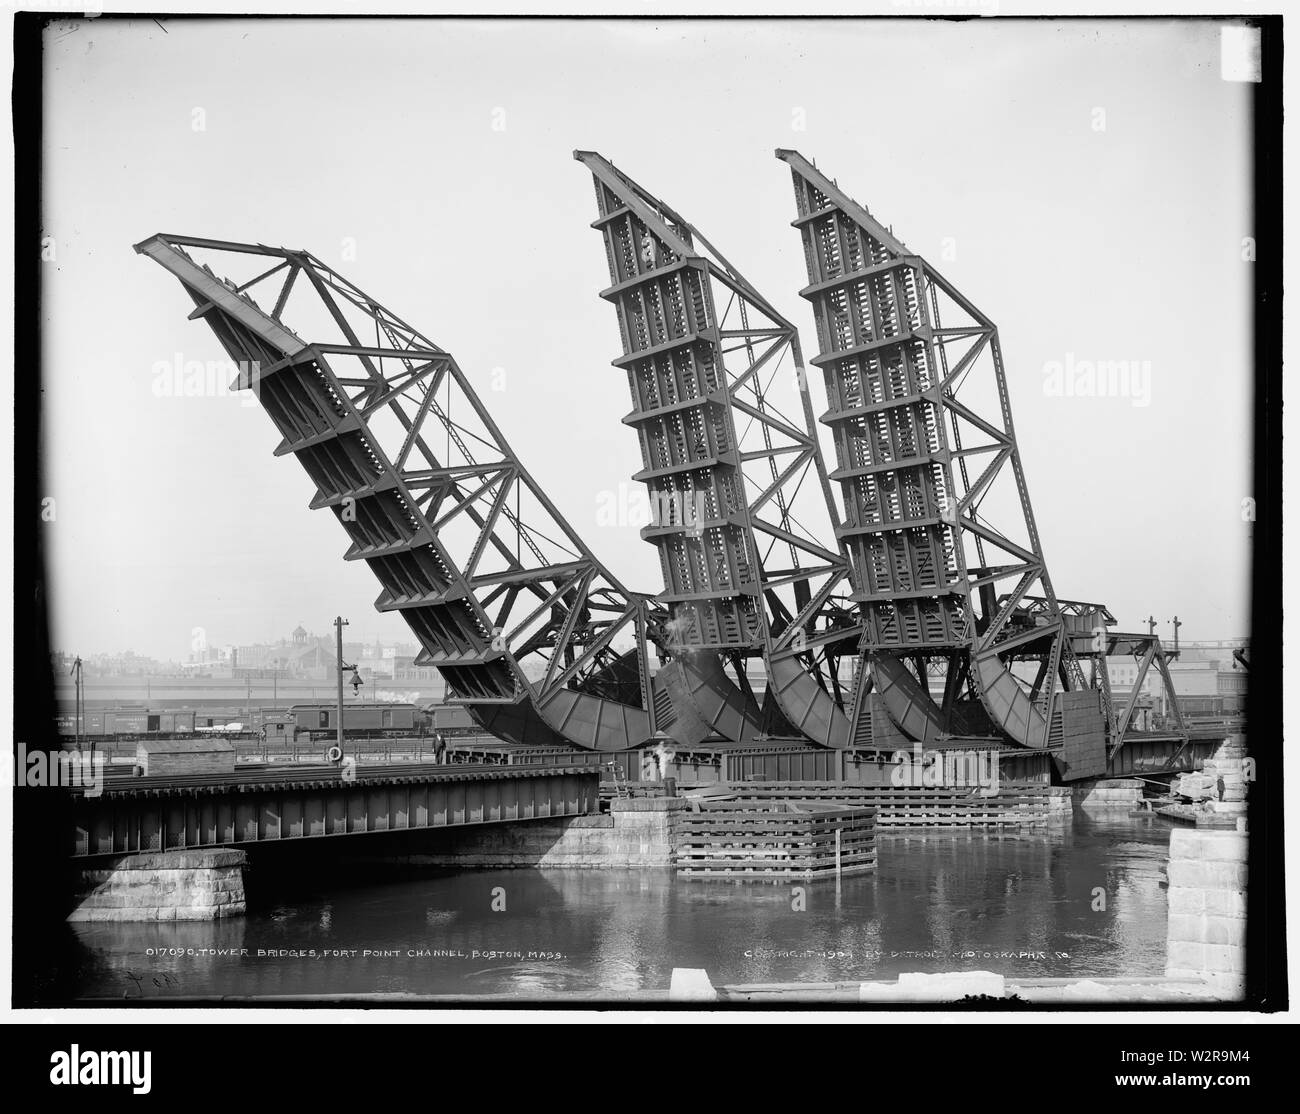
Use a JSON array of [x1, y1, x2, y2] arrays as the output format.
[[136, 233, 675, 752], [576, 151, 862, 747], [777, 150, 1088, 751]]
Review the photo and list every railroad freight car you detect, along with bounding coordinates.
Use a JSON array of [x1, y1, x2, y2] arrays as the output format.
[[288, 702, 420, 739], [260, 714, 295, 742], [56, 707, 243, 740], [423, 704, 479, 737]]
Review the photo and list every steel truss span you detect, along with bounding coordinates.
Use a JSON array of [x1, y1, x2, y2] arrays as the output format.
[[576, 151, 863, 748], [776, 150, 1093, 752], [135, 161, 1187, 767], [136, 234, 678, 752]]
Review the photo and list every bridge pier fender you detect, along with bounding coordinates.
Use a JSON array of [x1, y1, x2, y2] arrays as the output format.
[[68, 849, 247, 923]]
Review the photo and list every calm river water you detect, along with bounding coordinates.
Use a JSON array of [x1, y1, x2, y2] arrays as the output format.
[[66, 812, 1175, 1001]]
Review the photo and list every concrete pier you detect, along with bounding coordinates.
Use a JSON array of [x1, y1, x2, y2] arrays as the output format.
[[69, 849, 247, 922]]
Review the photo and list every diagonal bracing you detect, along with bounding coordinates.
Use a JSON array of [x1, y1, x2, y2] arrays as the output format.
[[576, 151, 862, 747], [776, 150, 1088, 750], [137, 233, 675, 752]]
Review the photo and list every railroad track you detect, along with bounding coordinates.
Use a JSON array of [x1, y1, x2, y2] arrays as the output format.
[[82, 761, 596, 798]]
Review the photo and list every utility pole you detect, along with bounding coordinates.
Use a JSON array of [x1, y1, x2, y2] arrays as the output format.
[[1171, 616, 1182, 658], [1145, 615, 1156, 636], [69, 655, 83, 756], [334, 617, 349, 761]]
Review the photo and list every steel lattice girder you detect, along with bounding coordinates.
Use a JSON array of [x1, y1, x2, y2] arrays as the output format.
[[576, 151, 862, 747], [776, 150, 1085, 750], [136, 234, 673, 752]]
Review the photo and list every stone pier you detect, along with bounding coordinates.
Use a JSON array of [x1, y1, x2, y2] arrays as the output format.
[[1200, 736, 1250, 820], [358, 798, 690, 869], [69, 849, 247, 922], [1164, 827, 1247, 1000], [1074, 777, 1143, 811], [1045, 786, 1074, 824]]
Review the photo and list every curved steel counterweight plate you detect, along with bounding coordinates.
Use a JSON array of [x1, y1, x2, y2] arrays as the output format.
[[765, 655, 851, 747], [869, 652, 948, 744], [667, 654, 763, 744], [136, 233, 672, 752]]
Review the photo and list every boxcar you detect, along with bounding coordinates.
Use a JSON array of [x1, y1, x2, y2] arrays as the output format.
[[289, 702, 419, 736], [424, 704, 479, 736]]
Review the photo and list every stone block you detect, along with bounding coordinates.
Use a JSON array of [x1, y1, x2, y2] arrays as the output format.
[[1167, 860, 1248, 890], [892, 970, 1005, 1002], [70, 849, 247, 923], [1203, 889, 1247, 919], [1167, 888, 1205, 914], [1170, 828, 1248, 863], [1166, 914, 1204, 943], [1201, 915, 1247, 947], [1165, 940, 1206, 971], [669, 968, 718, 1002], [1203, 944, 1246, 974]]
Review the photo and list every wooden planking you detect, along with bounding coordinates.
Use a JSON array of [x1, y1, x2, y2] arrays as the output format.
[[676, 802, 876, 880], [681, 781, 1050, 831]]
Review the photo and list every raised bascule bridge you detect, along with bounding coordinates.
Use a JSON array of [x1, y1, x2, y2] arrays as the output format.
[[771, 149, 1192, 780], [574, 150, 860, 751], [133, 232, 670, 754], [129, 149, 1216, 820]]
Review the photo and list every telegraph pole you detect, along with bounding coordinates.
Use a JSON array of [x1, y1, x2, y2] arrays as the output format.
[[1145, 615, 1156, 636], [334, 616, 349, 761], [69, 655, 83, 756]]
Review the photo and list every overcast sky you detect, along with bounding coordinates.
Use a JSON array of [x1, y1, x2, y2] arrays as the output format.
[[41, 17, 1254, 660]]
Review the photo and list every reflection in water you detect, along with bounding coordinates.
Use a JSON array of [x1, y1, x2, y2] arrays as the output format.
[[66, 812, 1173, 1000]]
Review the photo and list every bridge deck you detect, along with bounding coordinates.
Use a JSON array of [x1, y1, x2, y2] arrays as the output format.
[[71, 763, 601, 858], [86, 760, 584, 795]]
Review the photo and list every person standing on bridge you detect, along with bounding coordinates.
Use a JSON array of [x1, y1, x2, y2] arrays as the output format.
[[654, 741, 676, 781]]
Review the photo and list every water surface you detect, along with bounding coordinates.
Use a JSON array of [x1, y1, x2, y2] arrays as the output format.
[[66, 812, 1174, 1001]]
